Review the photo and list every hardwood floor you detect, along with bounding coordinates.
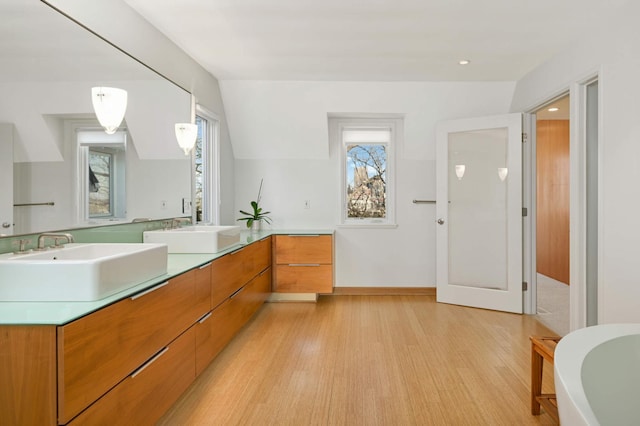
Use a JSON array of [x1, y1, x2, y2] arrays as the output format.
[[159, 296, 559, 425]]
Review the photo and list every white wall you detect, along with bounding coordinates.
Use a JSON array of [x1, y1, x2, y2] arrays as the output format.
[[223, 81, 515, 287], [511, 2, 640, 323], [46, 0, 236, 224]]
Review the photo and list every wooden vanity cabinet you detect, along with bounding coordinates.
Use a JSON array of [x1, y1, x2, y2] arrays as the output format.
[[0, 326, 57, 425], [273, 235, 334, 293], [195, 261, 213, 313], [68, 327, 196, 425], [195, 267, 271, 374], [57, 269, 203, 424], [0, 237, 271, 426], [196, 237, 271, 375], [209, 236, 271, 309]]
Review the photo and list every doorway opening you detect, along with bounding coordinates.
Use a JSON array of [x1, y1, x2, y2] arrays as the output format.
[[533, 95, 570, 335]]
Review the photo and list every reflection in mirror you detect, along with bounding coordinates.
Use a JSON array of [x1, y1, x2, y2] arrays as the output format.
[[78, 128, 127, 221], [1, 0, 192, 237]]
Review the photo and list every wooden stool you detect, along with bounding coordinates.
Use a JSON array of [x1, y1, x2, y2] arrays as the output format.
[[530, 336, 561, 422]]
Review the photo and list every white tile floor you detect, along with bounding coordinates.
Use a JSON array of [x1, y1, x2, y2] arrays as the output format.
[[535, 273, 570, 336]]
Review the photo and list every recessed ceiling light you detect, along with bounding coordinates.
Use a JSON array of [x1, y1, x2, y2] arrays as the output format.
[[548, 107, 559, 112], [458, 59, 470, 65]]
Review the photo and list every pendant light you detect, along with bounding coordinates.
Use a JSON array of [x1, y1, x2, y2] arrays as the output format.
[[91, 87, 128, 135], [175, 123, 198, 155], [498, 167, 508, 181]]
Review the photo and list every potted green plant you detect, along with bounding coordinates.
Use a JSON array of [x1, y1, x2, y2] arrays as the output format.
[[237, 179, 272, 232]]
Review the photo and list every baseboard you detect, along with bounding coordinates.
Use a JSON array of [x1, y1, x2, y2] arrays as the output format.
[[330, 287, 436, 296], [267, 293, 319, 302]]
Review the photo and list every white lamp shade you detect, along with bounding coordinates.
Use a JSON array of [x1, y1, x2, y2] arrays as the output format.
[[455, 164, 466, 180], [91, 87, 127, 135], [175, 123, 198, 155], [498, 167, 508, 181]]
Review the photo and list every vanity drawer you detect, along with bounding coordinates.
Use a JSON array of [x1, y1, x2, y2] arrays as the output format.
[[57, 270, 199, 424], [274, 235, 332, 264], [68, 326, 196, 426], [210, 247, 249, 309], [194, 261, 212, 314], [246, 236, 271, 277], [273, 264, 333, 293], [210, 237, 271, 309], [235, 267, 271, 323], [195, 267, 271, 374], [195, 298, 235, 375]]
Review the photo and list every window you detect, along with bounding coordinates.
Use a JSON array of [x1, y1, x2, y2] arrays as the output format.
[[195, 106, 220, 224], [332, 117, 400, 226], [77, 129, 126, 221], [88, 149, 113, 217]]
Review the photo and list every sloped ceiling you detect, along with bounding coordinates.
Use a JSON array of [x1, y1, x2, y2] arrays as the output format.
[[125, 0, 630, 81]]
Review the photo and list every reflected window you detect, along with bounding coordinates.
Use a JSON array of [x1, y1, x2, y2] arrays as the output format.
[[195, 106, 220, 224], [88, 150, 112, 216], [77, 129, 126, 221]]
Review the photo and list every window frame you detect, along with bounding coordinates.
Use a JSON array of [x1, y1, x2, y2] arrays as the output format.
[[73, 124, 127, 224], [332, 117, 400, 228], [194, 105, 220, 225]]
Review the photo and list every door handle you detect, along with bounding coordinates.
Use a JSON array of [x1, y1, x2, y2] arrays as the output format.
[[2, 222, 10, 228], [437, 218, 445, 225]]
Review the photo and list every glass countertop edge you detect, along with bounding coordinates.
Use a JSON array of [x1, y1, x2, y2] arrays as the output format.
[[0, 229, 334, 325]]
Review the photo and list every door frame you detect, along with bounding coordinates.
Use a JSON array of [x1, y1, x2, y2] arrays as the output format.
[[0, 124, 13, 236], [522, 71, 601, 330]]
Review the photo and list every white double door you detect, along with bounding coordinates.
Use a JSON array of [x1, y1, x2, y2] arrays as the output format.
[[436, 114, 523, 314]]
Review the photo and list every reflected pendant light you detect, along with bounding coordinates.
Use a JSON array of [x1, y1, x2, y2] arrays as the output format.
[[175, 123, 198, 155], [455, 164, 466, 180], [91, 87, 128, 135], [498, 167, 509, 181]]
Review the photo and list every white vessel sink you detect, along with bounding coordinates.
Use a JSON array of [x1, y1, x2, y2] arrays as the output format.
[[143, 225, 241, 253], [0, 243, 168, 302]]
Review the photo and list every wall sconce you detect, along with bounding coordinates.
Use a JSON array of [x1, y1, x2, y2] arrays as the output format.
[[91, 87, 127, 135], [498, 167, 509, 181], [175, 123, 198, 155], [455, 164, 466, 180]]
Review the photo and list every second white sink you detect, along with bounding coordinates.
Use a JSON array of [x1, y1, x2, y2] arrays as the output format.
[[0, 243, 168, 302], [143, 225, 241, 253]]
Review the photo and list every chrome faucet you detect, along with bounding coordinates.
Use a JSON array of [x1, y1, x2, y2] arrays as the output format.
[[36, 233, 75, 250]]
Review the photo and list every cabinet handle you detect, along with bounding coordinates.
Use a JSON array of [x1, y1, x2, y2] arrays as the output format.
[[199, 262, 212, 269], [288, 263, 321, 267], [286, 234, 320, 237], [131, 347, 168, 378], [130, 281, 169, 301], [230, 286, 244, 299], [198, 312, 212, 324]]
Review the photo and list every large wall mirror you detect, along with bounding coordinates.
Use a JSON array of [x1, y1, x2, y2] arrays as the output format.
[[0, 0, 192, 237]]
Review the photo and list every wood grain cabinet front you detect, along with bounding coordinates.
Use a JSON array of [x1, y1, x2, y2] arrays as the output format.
[[210, 237, 271, 310], [196, 265, 271, 375], [0, 237, 272, 426], [273, 235, 333, 294], [57, 270, 200, 424], [68, 327, 197, 426]]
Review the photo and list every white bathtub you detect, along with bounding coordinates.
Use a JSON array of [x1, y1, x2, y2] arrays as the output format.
[[554, 323, 640, 425]]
